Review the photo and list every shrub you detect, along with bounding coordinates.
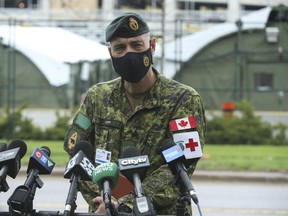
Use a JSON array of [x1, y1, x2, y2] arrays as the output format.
[[1, 100, 287, 145], [43, 111, 71, 140], [0, 103, 42, 140], [273, 122, 288, 146], [206, 100, 274, 144], [0, 104, 72, 140]]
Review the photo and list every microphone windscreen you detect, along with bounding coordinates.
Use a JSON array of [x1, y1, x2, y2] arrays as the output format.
[[9, 139, 27, 158], [0, 142, 7, 152], [93, 162, 120, 190], [118, 147, 150, 183], [73, 140, 94, 161], [162, 138, 197, 169], [41, 146, 51, 157], [121, 146, 141, 158], [161, 139, 176, 151]]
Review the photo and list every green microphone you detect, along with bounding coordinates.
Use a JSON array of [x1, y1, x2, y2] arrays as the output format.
[[93, 162, 120, 212]]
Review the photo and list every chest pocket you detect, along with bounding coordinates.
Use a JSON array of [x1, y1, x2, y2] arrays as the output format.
[[93, 117, 123, 159], [140, 129, 168, 173]]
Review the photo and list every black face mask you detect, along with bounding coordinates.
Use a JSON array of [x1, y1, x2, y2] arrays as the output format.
[[111, 48, 152, 83]]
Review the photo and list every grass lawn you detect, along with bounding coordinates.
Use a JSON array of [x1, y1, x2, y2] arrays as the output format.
[[1, 140, 288, 172], [198, 144, 288, 172], [1, 140, 69, 167]]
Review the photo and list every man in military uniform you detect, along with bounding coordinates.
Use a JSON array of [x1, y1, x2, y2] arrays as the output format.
[[64, 12, 206, 215]]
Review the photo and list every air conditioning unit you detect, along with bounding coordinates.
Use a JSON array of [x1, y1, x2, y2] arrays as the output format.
[[265, 27, 279, 43]]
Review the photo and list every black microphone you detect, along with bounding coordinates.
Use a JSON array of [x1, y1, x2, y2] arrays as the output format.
[[118, 146, 155, 216], [0, 142, 7, 152], [63, 140, 95, 216], [8, 145, 55, 215], [161, 139, 199, 205], [0, 142, 8, 192], [26, 146, 55, 175], [0, 140, 27, 192]]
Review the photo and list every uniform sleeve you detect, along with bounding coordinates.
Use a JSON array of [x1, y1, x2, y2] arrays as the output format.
[[173, 93, 206, 148], [63, 90, 95, 156], [119, 92, 206, 214]]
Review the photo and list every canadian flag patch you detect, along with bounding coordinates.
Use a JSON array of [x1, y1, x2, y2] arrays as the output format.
[[173, 131, 203, 159], [169, 116, 197, 132]]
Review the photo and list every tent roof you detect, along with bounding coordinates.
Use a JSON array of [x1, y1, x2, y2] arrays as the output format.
[[155, 6, 272, 78], [0, 26, 110, 86]]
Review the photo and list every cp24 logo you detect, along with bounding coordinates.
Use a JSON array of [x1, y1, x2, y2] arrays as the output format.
[[80, 157, 95, 176]]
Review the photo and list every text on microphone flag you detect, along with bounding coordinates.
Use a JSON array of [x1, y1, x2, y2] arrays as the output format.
[[169, 116, 197, 132], [162, 144, 184, 163], [173, 131, 203, 159], [94, 161, 115, 173]]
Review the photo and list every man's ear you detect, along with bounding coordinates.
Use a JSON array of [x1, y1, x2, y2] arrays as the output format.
[[150, 37, 156, 55], [108, 47, 112, 57]]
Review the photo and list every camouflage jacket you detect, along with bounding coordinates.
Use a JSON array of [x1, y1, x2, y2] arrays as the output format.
[[64, 69, 206, 215]]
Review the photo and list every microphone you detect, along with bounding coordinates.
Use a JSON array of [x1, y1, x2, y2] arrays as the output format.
[[63, 140, 95, 216], [0, 142, 7, 152], [8, 145, 55, 215], [0, 140, 27, 192], [118, 146, 155, 216], [0, 142, 8, 192], [93, 162, 120, 215], [161, 139, 199, 204], [63, 140, 95, 181], [27, 146, 55, 175]]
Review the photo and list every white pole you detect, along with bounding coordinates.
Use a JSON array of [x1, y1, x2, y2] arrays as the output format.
[[227, 0, 241, 22]]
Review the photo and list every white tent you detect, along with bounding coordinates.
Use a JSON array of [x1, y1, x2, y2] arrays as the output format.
[[0, 25, 110, 86]]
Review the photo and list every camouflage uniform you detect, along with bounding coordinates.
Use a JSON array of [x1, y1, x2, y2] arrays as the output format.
[[64, 68, 206, 215]]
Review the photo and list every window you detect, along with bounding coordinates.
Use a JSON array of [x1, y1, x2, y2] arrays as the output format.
[[3, 0, 39, 9], [118, 0, 162, 9], [254, 73, 273, 91]]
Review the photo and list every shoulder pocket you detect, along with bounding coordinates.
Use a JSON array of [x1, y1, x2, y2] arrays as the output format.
[[74, 112, 93, 132], [64, 113, 94, 156]]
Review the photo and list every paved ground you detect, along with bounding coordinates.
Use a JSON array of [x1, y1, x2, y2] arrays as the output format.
[[2, 168, 288, 216], [193, 169, 288, 183]]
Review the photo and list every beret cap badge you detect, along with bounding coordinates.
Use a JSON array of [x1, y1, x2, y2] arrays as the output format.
[[105, 12, 150, 42], [129, 17, 139, 31]]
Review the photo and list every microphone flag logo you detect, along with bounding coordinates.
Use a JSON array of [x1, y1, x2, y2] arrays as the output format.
[[30, 148, 55, 174], [162, 144, 183, 163], [36, 151, 42, 158]]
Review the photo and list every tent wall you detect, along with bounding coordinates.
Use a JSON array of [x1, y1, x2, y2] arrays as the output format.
[[174, 20, 288, 111], [0, 45, 67, 109], [175, 35, 237, 110]]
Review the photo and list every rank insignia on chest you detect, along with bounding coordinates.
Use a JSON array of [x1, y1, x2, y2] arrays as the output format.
[[68, 132, 77, 149]]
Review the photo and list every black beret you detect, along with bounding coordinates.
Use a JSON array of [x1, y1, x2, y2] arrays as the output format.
[[105, 12, 150, 42]]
